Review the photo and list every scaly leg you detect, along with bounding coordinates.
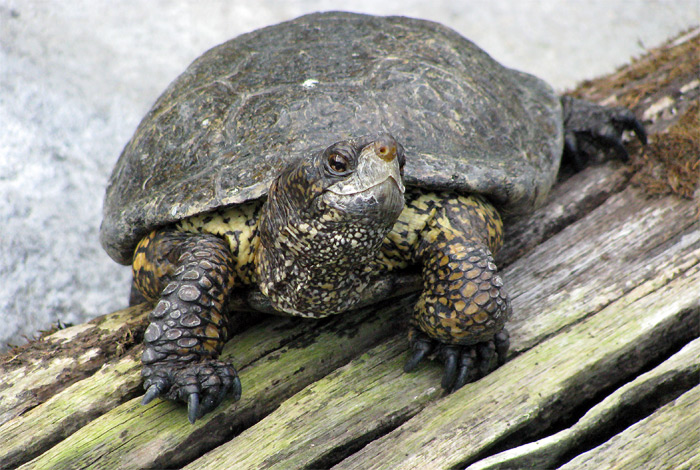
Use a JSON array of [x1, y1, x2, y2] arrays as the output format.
[[392, 192, 511, 391], [132, 229, 241, 423]]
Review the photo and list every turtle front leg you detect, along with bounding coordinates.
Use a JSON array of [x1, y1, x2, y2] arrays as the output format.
[[398, 192, 512, 391], [132, 229, 241, 423]]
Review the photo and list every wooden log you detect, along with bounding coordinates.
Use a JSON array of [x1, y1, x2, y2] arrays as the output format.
[[3, 157, 646, 470], [2, 26, 698, 470], [333, 265, 699, 468], [0, 303, 149, 426]]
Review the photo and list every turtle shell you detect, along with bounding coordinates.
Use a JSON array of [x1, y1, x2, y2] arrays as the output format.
[[101, 11, 563, 265]]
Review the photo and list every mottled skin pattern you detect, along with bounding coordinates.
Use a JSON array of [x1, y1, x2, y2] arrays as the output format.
[[253, 146, 403, 318], [133, 231, 241, 421], [135, 186, 510, 415], [379, 191, 507, 341], [174, 188, 508, 335]]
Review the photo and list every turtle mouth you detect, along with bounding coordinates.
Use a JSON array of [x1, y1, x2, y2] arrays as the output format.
[[323, 176, 405, 219], [328, 172, 404, 197], [362, 175, 405, 205]]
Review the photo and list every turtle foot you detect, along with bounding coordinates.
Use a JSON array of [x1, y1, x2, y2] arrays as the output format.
[[404, 328, 510, 392], [561, 96, 647, 170], [142, 360, 242, 423]]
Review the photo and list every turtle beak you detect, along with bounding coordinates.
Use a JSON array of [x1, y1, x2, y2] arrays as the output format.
[[323, 134, 405, 219], [326, 134, 405, 196]]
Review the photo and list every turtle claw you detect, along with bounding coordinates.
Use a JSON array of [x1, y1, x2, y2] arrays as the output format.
[[232, 375, 243, 401], [197, 375, 241, 420], [617, 111, 647, 146], [440, 345, 479, 392], [188, 393, 200, 424], [561, 96, 647, 169], [476, 342, 496, 376], [142, 383, 163, 406], [141, 359, 241, 423], [452, 348, 478, 393], [404, 334, 433, 372], [440, 346, 458, 390], [404, 327, 509, 393], [453, 351, 477, 391]]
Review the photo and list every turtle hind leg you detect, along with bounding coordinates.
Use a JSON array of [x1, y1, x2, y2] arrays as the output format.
[[133, 229, 241, 423], [402, 192, 512, 391], [561, 96, 647, 170]]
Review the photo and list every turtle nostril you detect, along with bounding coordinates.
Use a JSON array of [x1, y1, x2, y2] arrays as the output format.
[[374, 136, 397, 162]]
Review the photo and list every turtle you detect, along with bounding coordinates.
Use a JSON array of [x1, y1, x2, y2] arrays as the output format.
[[100, 11, 646, 423]]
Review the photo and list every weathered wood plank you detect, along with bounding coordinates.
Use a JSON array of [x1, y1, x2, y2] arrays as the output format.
[[4, 162, 663, 470], [559, 383, 700, 470], [0, 304, 392, 469], [179, 172, 700, 470], [467, 337, 700, 470], [179, 335, 441, 470], [1, 143, 645, 470], [0, 303, 149, 426], [498, 162, 630, 264], [12, 298, 410, 470], [506, 183, 699, 354], [0, 352, 142, 469]]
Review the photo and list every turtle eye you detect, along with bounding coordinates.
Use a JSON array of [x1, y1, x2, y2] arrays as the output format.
[[327, 152, 350, 175]]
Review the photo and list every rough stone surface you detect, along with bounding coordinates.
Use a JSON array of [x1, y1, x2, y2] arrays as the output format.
[[1, 0, 698, 350]]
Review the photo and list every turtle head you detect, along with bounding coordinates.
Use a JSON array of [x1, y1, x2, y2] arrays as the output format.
[[320, 133, 406, 219], [261, 133, 406, 235], [256, 134, 406, 316]]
